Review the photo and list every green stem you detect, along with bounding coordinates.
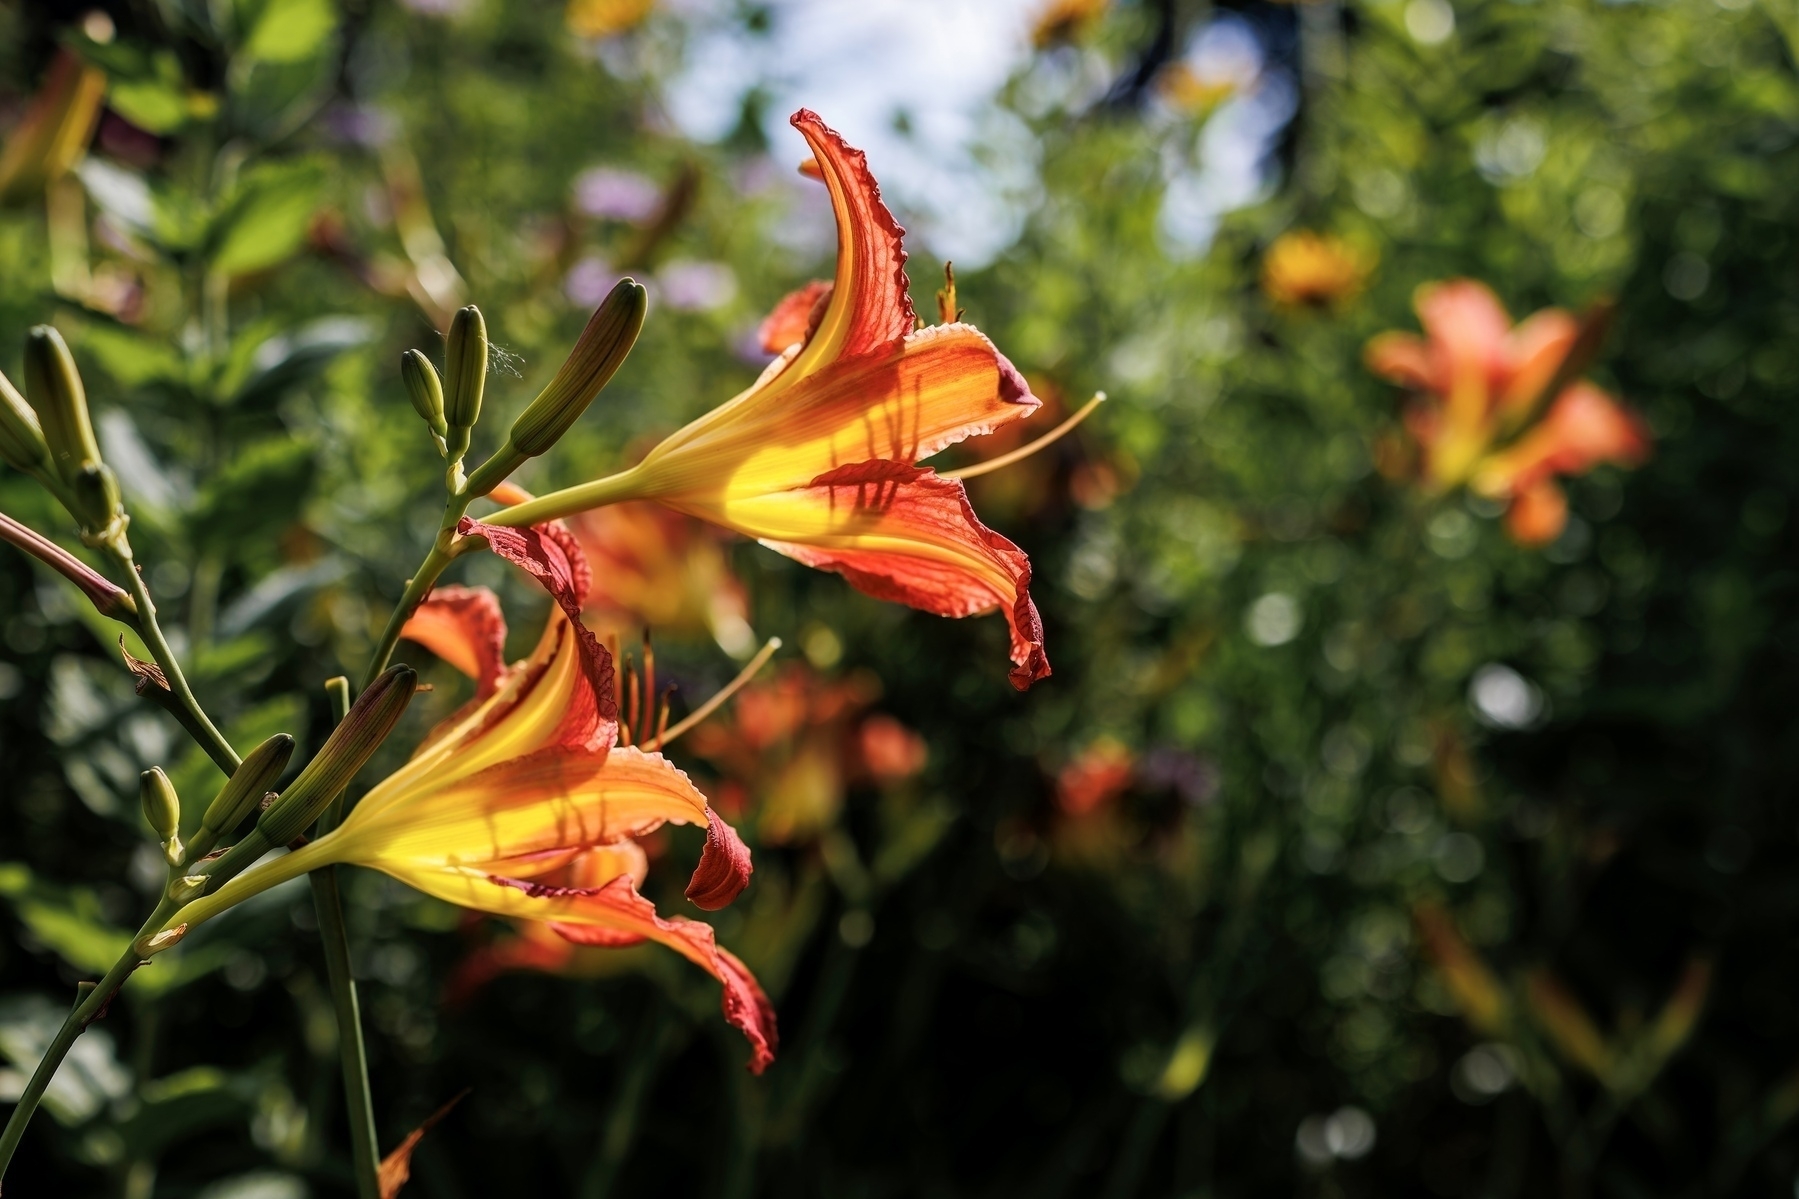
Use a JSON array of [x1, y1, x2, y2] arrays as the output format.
[[308, 679, 380, 1199], [481, 466, 642, 528], [0, 897, 176, 1180], [109, 539, 240, 773], [310, 865, 379, 1199], [363, 540, 455, 691]]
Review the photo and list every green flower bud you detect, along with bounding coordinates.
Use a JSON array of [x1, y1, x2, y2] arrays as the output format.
[[24, 325, 100, 488], [443, 306, 488, 430], [0, 368, 51, 475], [255, 664, 417, 847], [401, 349, 448, 439], [509, 279, 646, 457], [140, 768, 181, 865], [199, 733, 296, 842], [69, 462, 122, 536]]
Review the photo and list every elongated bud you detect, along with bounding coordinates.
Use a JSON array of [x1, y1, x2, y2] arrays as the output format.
[[140, 768, 180, 839], [200, 733, 295, 840], [443, 306, 488, 430], [255, 664, 416, 846], [401, 349, 449, 439], [509, 280, 646, 457], [69, 462, 122, 535], [24, 325, 100, 487], [0, 369, 52, 475]]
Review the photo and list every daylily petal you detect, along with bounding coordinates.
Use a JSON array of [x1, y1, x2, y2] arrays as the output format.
[[686, 815, 753, 910], [1472, 382, 1651, 498], [784, 109, 914, 375], [1364, 332, 1435, 392], [1505, 478, 1569, 545], [758, 280, 832, 354], [460, 517, 615, 752], [638, 321, 1038, 500], [401, 585, 508, 699], [726, 461, 1049, 689], [1496, 308, 1580, 420], [427, 872, 777, 1072], [342, 745, 710, 872]]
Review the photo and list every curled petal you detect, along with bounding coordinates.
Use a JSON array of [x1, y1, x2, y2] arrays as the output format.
[[686, 814, 753, 910], [759, 280, 832, 353], [788, 109, 915, 371], [472, 873, 778, 1072], [402, 585, 508, 699], [738, 460, 1049, 688], [460, 517, 615, 750]]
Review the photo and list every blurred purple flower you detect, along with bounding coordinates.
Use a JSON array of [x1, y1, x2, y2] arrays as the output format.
[[658, 260, 738, 312], [1141, 748, 1220, 807], [732, 325, 778, 365], [323, 104, 397, 148], [573, 167, 662, 222], [565, 256, 620, 307]]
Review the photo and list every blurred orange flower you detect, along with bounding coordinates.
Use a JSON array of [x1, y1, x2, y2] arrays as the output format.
[[568, 501, 755, 656], [1261, 231, 1373, 309], [1056, 738, 1135, 816], [686, 663, 925, 844], [1031, 0, 1110, 48], [1366, 279, 1649, 545], [566, 0, 651, 39]]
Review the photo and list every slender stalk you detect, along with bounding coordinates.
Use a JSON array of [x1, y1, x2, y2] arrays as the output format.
[[309, 678, 380, 1199], [481, 465, 643, 528], [0, 897, 176, 1179], [108, 539, 240, 773], [310, 866, 379, 1199], [363, 540, 455, 690], [940, 391, 1107, 481], [654, 637, 781, 750]]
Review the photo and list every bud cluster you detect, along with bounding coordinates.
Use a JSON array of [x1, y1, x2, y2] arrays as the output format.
[[0, 325, 124, 541], [399, 284, 646, 497]]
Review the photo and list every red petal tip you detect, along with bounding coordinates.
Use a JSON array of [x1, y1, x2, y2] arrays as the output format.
[[686, 813, 753, 910]]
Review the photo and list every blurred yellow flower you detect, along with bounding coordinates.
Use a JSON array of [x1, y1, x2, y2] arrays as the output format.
[[0, 51, 106, 206], [1031, 0, 1109, 48], [567, 0, 652, 39], [1261, 230, 1373, 309], [1157, 63, 1240, 116]]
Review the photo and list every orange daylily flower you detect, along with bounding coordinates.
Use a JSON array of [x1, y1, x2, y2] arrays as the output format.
[[1365, 279, 1649, 545], [172, 520, 775, 1071], [488, 111, 1050, 690], [1260, 231, 1373, 309]]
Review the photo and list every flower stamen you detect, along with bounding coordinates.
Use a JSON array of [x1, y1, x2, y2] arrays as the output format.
[[942, 391, 1107, 481]]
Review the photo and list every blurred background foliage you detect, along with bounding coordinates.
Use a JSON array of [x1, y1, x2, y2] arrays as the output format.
[[1, 0, 1797, 1194]]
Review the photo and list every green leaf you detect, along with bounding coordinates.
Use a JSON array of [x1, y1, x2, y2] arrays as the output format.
[[208, 161, 326, 277], [240, 0, 337, 65], [109, 79, 189, 135], [191, 436, 316, 551], [0, 863, 131, 976]]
